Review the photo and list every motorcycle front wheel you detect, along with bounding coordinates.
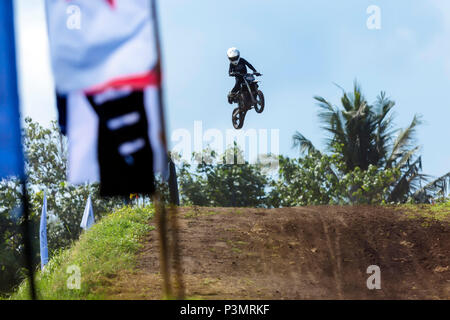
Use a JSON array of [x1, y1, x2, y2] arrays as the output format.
[[232, 107, 246, 129], [254, 90, 265, 113]]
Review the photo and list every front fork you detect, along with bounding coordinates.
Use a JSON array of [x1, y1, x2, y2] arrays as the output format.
[[244, 79, 257, 105]]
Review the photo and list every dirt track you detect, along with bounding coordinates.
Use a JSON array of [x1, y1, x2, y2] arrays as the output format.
[[107, 206, 450, 300]]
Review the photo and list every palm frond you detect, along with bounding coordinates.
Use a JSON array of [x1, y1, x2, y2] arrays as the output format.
[[388, 156, 424, 202], [413, 171, 450, 202], [314, 96, 337, 128], [374, 92, 395, 119], [292, 132, 319, 155], [387, 114, 422, 167], [394, 146, 421, 170]]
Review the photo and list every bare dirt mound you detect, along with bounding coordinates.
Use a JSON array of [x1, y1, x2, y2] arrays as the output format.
[[107, 206, 450, 299]]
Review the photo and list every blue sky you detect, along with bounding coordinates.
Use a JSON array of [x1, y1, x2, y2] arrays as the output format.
[[14, 0, 450, 178]]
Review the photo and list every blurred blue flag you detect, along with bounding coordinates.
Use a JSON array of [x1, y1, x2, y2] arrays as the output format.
[[0, 0, 24, 180], [80, 195, 95, 231], [40, 193, 49, 270]]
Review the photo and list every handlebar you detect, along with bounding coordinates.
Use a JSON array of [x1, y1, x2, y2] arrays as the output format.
[[230, 72, 263, 77]]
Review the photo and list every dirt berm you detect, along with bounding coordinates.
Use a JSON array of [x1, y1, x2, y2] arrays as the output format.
[[107, 206, 450, 299]]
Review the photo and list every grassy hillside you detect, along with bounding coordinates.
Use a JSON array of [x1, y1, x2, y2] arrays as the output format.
[[5, 200, 449, 300], [8, 205, 154, 300]]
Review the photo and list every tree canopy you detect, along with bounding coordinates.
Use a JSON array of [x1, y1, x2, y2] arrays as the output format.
[[291, 81, 446, 203]]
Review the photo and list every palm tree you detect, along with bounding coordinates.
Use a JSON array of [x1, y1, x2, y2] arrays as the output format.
[[293, 81, 432, 203]]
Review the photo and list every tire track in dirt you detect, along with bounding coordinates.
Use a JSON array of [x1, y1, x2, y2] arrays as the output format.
[[317, 211, 344, 299]]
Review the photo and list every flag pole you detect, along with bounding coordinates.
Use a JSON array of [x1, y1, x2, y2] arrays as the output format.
[[20, 181, 37, 300], [168, 157, 185, 298], [150, 0, 185, 299], [150, 0, 172, 299], [168, 203, 185, 299], [153, 193, 172, 298]]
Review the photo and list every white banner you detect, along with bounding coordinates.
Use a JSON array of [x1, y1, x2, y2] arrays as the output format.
[[45, 0, 158, 93], [46, 0, 168, 196]]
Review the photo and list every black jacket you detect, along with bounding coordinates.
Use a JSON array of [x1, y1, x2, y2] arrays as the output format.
[[229, 58, 257, 76]]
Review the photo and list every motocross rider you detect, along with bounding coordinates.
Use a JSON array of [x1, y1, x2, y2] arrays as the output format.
[[227, 47, 260, 104]]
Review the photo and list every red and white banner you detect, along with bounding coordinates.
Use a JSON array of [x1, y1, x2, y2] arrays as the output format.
[[45, 0, 167, 196], [45, 0, 159, 93]]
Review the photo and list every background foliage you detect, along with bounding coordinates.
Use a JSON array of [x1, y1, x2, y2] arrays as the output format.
[[177, 146, 269, 207], [0, 119, 123, 294]]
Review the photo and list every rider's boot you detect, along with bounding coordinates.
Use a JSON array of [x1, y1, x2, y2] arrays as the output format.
[[228, 91, 237, 104]]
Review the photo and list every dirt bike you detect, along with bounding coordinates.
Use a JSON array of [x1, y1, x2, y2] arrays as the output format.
[[228, 72, 264, 129]]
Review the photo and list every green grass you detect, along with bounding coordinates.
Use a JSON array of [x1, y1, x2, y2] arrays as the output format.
[[8, 205, 154, 300], [395, 199, 450, 224]]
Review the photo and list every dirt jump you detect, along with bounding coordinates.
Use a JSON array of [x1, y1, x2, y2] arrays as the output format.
[[107, 206, 450, 300]]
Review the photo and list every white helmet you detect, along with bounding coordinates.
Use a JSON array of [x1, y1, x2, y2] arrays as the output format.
[[227, 47, 240, 65]]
